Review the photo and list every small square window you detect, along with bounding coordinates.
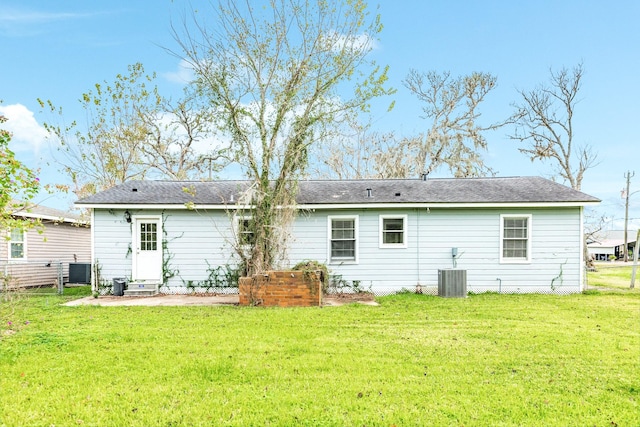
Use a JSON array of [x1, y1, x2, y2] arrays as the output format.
[[379, 215, 407, 248]]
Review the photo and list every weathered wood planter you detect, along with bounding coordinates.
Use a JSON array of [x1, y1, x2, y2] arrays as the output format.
[[239, 270, 323, 307]]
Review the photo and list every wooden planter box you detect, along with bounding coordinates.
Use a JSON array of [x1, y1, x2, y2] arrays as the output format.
[[239, 270, 323, 307]]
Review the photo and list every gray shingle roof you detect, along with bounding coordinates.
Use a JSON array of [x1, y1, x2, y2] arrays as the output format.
[[75, 177, 600, 207]]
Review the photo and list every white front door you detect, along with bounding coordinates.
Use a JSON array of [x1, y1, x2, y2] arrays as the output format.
[[132, 216, 162, 282]]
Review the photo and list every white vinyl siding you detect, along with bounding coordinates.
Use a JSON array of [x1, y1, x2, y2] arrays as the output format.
[[500, 214, 532, 263], [328, 215, 358, 263], [379, 215, 408, 248], [290, 209, 416, 291], [291, 208, 581, 294], [92, 209, 239, 292], [92, 206, 583, 294]]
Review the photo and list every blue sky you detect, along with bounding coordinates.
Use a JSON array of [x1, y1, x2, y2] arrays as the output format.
[[0, 0, 638, 229]]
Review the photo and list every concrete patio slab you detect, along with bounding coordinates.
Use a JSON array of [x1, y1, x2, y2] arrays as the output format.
[[63, 294, 379, 307], [64, 294, 239, 307]]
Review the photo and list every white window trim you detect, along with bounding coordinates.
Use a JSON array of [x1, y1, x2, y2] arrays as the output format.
[[8, 228, 27, 261], [500, 214, 532, 264], [327, 215, 359, 264], [379, 214, 408, 249]]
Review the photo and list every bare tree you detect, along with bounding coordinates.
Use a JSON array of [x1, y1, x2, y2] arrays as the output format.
[[140, 93, 228, 180], [173, 0, 393, 275], [510, 63, 599, 271], [402, 70, 501, 177], [583, 210, 608, 270], [316, 71, 500, 179], [509, 62, 597, 190], [312, 118, 405, 179]]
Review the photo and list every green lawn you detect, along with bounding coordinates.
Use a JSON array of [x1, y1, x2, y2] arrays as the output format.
[[1, 289, 638, 426], [588, 262, 640, 290]]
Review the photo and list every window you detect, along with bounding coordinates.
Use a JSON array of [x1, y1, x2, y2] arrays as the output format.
[[238, 217, 256, 246], [9, 228, 25, 260], [139, 222, 158, 251], [379, 215, 408, 248], [328, 216, 358, 262], [500, 215, 531, 262]]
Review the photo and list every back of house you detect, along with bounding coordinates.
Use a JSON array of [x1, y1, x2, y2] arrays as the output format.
[[76, 176, 600, 295]]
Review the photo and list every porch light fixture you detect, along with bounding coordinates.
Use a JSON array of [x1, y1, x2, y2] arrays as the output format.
[[124, 210, 132, 223]]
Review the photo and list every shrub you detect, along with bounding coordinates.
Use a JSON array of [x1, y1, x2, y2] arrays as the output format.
[[292, 260, 329, 292]]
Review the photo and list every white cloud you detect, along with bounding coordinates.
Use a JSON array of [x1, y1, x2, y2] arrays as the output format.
[[164, 59, 195, 84], [0, 7, 102, 36], [324, 31, 379, 53], [0, 104, 50, 154], [0, 9, 87, 24]]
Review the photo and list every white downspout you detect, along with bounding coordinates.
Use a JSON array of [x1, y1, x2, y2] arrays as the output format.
[[90, 208, 96, 293], [417, 208, 421, 285], [579, 206, 585, 292]]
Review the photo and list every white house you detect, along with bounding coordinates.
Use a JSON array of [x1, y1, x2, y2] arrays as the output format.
[[75, 176, 600, 295]]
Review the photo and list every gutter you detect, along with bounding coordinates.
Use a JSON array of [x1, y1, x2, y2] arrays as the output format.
[[76, 201, 601, 210]]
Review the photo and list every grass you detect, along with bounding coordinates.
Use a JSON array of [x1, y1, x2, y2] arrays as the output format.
[[1, 289, 638, 426], [587, 262, 640, 291]]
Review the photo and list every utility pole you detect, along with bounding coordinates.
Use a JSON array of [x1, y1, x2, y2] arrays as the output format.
[[631, 229, 639, 288], [622, 171, 635, 262]]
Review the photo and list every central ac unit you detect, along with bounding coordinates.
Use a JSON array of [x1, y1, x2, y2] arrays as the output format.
[[438, 269, 467, 298]]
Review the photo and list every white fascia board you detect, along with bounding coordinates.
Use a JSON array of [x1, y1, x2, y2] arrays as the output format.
[[296, 201, 600, 209], [74, 203, 247, 210], [77, 201, 599, 210], [12, 211, 81, 224]]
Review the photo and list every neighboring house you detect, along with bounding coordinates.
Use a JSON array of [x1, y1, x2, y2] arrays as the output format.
[[1, 204, 91, 288], [587, 230, 638, 261], [75, 176, 600, 295]]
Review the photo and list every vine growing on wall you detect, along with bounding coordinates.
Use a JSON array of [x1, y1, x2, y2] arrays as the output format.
[[183, 262, 241, 293], [92, 259, 114, 295], [550, 260, 567, 292], [161, 214, 180, 289]]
